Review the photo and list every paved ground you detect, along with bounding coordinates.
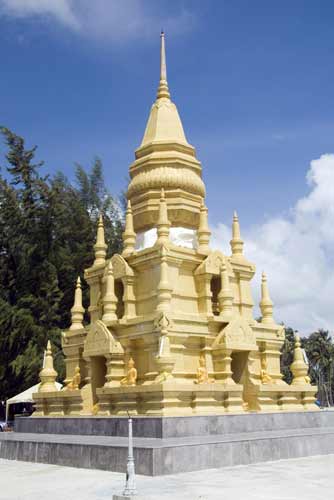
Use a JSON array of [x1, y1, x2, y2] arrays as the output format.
[[0, 455, 333, 500]]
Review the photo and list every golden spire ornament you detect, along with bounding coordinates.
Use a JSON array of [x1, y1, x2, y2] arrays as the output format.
[[291, 335, 311, 385], [70, 276, 85, 330], [157, 31, 170, 100], [197, 200, 211, 254], [122, 200, 136, 257], [259, 272, 274, 324], [102, 261, 117, 322], [94, 214, 107, 266], [218, 259, 234, 316], [230, 211, 244, 256], [39, 340, 58, 393]]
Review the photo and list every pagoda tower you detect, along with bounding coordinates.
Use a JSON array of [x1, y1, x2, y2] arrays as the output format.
[[33, 33, 317, 417]]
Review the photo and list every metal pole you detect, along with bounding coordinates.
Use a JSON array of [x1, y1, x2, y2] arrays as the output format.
[[123, 412, 137, 496]]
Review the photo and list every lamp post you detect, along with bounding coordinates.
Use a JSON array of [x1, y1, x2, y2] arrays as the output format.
[[123, 411, 137, 496]]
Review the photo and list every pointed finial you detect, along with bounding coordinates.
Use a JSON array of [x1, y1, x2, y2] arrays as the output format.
[[290, 334, 311, 385], [94, 213, 107, 266], [70, 276, 85, 330], [260, 271, 274, 324], [39, 340, 58, 393], [102, 261, 117, 322], [218, 258, 234, 316], [122, 200, 136, 257], [156, 188, 171, 246], [230, 210, 244, 256], [197, 200, 211, 254], [157, 31, 170, 100]]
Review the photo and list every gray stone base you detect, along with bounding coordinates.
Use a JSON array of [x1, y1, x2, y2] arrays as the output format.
[[1, 411, 334, 476]]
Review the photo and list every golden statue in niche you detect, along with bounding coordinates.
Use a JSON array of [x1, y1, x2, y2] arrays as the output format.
[[195, 355, 214, 384], [260, 358, 272, 384], [65, 366, 81, 391], [120, 357, 137, 386]]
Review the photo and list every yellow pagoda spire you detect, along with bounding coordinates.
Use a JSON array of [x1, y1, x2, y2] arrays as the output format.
[[122, 200, 136, 257], [259, 272, 274, 324], [94, 214, 107, 266], [230, 211, 244, 256], [156, 188, 171, 245], [157, 31, 170, 100], [70, 277, 85, 330], [127, 32, 205, 233], [38, 340, 58, 393]]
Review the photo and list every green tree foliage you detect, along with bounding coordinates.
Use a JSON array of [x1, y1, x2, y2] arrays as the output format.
[[0, 128, 123, 399]]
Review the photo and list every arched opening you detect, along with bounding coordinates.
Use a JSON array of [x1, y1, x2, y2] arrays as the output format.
[[115, 279, 124, 319], [90, 356, 107, 404], [210, 275, 221, 316], [231, 351, 249, 384]]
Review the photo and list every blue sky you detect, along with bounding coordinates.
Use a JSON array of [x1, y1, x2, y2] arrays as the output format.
[[1, 0, 333, 226], [1, 0, 334, 331]]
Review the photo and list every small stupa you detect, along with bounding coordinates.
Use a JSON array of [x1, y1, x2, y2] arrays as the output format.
[[33, 33, 317, 417]]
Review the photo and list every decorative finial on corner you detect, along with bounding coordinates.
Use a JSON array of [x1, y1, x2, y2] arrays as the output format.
[[290, 333, 311, 385], [94, 213, 107, 266], [157, 30, 170, 100], [197, 199, 211, 255], [39, 340, 58, 393], [230, 210, 244, 257], [102, 261, 117, 322], [218, 258, 234, 316], [70, 276, 85, 330], [122, 200, 136, 258], [260, 271, 274, 324]]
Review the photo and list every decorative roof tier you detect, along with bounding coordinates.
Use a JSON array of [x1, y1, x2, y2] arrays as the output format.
[[127, 32, 205, 233]]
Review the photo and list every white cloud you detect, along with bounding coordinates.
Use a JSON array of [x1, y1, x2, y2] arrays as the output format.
[[212, 154, 334, 335], [0, 0, 195, 43], [0, 0, 79, 28]]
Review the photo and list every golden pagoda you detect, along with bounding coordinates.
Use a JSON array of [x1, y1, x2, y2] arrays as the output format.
[[33, 33, 317, 417]]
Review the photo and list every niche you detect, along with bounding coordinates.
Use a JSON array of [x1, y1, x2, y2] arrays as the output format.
[[210, 275, 221, 316], [231, 351, 249, 384], [90, 356, 107, 404], [115, 279, 124, 319]]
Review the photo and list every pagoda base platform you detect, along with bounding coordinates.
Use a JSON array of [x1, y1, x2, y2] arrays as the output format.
[[1, 411, 333, 476]]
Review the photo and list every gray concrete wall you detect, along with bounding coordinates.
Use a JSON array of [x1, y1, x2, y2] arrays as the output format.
[[15, 410, 334, 438]]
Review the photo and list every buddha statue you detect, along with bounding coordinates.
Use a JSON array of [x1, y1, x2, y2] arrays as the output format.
[[260, 358, 272, 384], [65, 366, 81, 390], [92, 403, 100, 416], [194, 355, 214, 384], [120, 357, 137, 386]]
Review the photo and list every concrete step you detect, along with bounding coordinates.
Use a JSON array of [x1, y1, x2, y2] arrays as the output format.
[[2, 424, 334, 475]]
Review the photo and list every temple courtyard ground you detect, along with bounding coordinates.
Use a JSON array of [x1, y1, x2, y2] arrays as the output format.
[[0, 455, 333, 500]]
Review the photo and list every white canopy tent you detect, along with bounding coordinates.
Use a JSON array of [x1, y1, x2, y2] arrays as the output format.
[[5, 382, 62, 422]]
